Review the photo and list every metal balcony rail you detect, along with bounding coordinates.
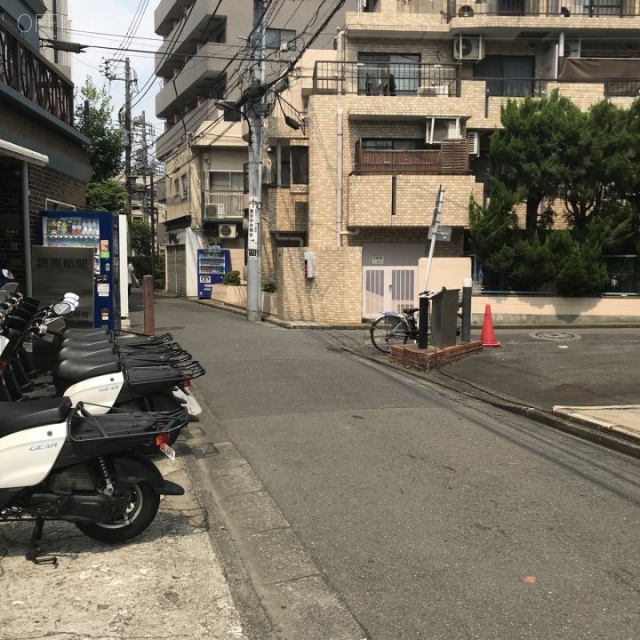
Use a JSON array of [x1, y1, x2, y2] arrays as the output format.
[[449, 0, 632, 17], [0, 22, 74, 126], [203, 190, 244, 220], [313, 61, 460, 97], [354, 139, 469, 175]]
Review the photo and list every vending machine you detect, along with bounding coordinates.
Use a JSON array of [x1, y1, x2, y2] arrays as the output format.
[[197, 246, 230, 298], [37, 211, 121, 330]]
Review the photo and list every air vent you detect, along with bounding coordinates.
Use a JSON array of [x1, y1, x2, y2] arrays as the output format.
[[219, 223, 237, 239]]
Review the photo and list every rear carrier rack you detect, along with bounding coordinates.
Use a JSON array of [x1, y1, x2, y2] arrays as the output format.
[[114, 332, 174, 348], [120, 349, 193, 367], [69, 402, 188, 443], [124, 361, 206, 394]]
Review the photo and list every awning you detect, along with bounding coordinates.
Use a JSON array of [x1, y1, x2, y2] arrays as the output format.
[[0, 138, 49, 167]]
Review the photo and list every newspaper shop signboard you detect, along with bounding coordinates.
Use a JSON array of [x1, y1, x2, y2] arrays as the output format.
[[32, 246, 94, 326]]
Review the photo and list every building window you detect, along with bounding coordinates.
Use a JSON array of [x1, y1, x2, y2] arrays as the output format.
[[474, 56, 535, 97], [361, 139, 423, 150], [181, 173, 188, 199], [208, 171, 244, 191], [291, 147, 309, 184], [266, 28, 296, 51], [173, 178, 180, 197]]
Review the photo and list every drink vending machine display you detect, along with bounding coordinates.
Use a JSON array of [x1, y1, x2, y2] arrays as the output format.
[[197, 247, 230, 299], [37, 211, 120, 330]]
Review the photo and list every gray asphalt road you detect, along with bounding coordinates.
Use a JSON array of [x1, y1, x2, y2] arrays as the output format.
[[141, 295, 640, 640]]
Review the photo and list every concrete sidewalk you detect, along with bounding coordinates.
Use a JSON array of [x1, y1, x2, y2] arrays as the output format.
[[0, 445, 249, 640]]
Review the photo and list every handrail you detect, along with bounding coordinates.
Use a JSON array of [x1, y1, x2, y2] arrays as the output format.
[[0, 21, 74, 126]]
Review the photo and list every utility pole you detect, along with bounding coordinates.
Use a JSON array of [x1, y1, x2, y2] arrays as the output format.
[[102, 57, 134, 212], [124, 57, 132, 213], [245, 0, 269, 322]]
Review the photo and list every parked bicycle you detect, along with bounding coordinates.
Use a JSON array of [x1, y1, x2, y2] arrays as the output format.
[[369, 291, 462, 354], [369, 306, 422, 354]]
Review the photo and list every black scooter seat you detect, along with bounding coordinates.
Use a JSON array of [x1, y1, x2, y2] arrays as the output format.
[[58, 345, 115, 360], [0, 397, 72, 437], [53, 356, 121, 383]]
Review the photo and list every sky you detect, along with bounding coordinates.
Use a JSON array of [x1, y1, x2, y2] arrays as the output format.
[[67, 0, 163, 139]]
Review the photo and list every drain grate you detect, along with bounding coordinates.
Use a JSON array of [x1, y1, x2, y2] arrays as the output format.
[[154, 326, 185, 331], [530, 331, 580, 341]]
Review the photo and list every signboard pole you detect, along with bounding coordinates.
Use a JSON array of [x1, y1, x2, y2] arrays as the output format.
[[423, 185, 445, 294]]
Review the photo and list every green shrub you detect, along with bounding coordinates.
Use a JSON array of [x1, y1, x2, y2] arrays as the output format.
[[222, 270, 242, 286], [262, 280, 277, 293]]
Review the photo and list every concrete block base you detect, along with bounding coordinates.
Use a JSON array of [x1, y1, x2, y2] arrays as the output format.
[[390, 340, 483, 372]]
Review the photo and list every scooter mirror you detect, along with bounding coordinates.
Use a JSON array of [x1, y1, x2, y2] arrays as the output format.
[[52, 301, 74, 316], [0, 283, 18, 295]]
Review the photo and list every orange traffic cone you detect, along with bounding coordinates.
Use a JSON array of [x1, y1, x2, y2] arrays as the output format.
[[481, 304, 501, 348]]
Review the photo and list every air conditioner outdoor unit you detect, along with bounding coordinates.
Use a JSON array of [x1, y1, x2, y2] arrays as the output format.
[[565, 39, 581, 58], [219, 223, 237, 239], [453, 35, 484, 61], [205, 203, 225, 218], [467, 130, 480, 156]]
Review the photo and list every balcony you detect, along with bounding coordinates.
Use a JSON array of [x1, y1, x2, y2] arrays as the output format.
[[156, 0, 225, 77], [313, 61, 460, 97], [156, 43, 227, 118], [0, 21, 73, 126], [447, 0, 636, 18], [155, 0, 192, 36], [203, 190, 245, 221], [354, 140, 470, 175]]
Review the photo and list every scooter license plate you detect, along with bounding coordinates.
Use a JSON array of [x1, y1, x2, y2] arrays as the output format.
[[159, 443, 176, 460], [173, 387, 202, 416]]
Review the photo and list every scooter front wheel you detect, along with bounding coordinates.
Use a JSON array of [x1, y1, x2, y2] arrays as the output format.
[[75, 481, 160, 543]]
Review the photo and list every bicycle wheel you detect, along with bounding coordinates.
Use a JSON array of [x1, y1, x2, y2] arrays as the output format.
[[370, 315, 410, 354]]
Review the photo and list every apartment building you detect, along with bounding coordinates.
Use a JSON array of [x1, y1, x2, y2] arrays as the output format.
[[153, 0, 362, 295], [0, 0, 91, 291], [261, 0, 640, 323], [40, 0, 72, 79], [155, 0, 640, 315]]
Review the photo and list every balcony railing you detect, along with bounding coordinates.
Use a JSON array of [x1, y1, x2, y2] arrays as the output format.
[[313, 61, 460, 97], [203, 190, 245, 220], [354, 140, 470, 175], [448, 0, 634, 17], [0, 21, 73, 126], [469, 77, 640, 98]]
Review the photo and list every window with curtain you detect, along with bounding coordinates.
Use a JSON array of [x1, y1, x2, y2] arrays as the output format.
[[208, 171, 244, 191]]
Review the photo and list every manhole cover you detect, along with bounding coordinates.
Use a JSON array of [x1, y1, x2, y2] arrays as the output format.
[[530, 331, 580, 341]]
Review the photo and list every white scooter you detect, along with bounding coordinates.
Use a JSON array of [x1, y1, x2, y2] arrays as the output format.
[[0, 292, 203, 454], [0, 396, 187, 564]]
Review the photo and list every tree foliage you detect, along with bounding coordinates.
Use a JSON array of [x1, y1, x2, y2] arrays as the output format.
[[471, 93, 640, 296], [129, 218, 151, 256], [85, 179, 127, 213], [75, 77, 123, 183]]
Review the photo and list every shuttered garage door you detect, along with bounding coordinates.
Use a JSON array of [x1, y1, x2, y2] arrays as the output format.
[[166, 245, 187, 296]]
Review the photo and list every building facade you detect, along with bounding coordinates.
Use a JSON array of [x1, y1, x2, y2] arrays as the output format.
[[153, 0, 363, 296], [155, 0, 640, 317], [264, 0, 640, 322], [0, 0, 91, 292]]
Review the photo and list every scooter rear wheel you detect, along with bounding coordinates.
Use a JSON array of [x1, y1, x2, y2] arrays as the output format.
[[75, 480, 160, 543]]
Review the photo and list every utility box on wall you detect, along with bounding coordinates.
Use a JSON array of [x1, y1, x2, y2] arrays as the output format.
[[304, 251, 315, 279]]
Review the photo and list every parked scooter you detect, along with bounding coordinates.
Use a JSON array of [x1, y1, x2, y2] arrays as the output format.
[[0, 289, 204, 454], [0, 396, 188, 565]]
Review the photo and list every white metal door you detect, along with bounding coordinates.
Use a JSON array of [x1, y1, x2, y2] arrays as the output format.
[[166, 246, 187, 296], [363, 267, 417, 318]]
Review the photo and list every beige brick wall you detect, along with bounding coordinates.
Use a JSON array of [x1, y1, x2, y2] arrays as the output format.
[[277, 247, 363, 323]]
